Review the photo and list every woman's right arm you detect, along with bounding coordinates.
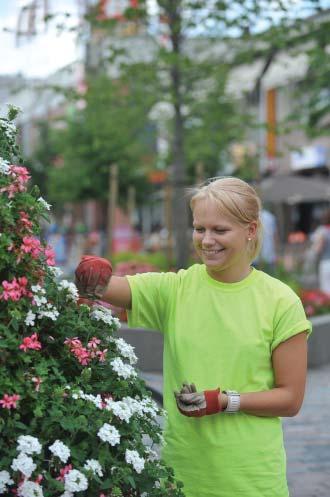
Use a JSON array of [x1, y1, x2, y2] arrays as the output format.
[[102, 276, 132, 310]]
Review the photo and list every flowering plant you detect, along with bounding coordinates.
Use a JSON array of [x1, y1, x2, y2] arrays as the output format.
[[0, 107, 184, 497], [300, 289, 330, 317]]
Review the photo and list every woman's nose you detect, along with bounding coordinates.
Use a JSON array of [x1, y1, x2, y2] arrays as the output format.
[[202, 231, 215, 244]]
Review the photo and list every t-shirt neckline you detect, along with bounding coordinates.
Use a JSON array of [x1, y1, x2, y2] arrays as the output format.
[[201, 265, 259, 291]]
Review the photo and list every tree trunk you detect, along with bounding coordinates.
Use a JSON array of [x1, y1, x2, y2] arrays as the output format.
[[167, 0, 189, 269]]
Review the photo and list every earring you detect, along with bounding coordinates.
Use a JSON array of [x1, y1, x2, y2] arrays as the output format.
[[248, 237, 252, 241]]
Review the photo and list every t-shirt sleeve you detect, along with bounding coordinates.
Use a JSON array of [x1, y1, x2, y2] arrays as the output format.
[[271, 298, 312, 352], [126, 271, 178, 333]]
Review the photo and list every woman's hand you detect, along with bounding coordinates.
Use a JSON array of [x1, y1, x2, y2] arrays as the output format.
[[75, 255, 112, 300], [174, 383, 222, 417]]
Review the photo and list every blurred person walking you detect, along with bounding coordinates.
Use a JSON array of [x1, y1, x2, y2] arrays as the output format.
[[255, 207, 279, 275], [308, 208, 330, 294]]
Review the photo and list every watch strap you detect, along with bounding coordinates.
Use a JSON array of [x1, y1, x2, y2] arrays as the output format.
[[223, 390, 240, 413]]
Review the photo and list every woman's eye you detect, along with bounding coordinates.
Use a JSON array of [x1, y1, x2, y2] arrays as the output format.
[[194, 228, 204, 233]]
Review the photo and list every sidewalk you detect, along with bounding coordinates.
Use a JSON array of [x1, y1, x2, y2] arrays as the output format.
[[141, 364, 330, 497], [284, 363, 330, 497]]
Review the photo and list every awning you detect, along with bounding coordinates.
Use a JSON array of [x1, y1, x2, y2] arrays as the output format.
[[258, 174, 330, 204]]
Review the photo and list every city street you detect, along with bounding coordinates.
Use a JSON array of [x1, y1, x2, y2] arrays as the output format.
[[142, 363, 330, 497]]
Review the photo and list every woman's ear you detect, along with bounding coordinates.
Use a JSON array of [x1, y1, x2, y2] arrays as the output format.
[[247, 221, 258, 240]]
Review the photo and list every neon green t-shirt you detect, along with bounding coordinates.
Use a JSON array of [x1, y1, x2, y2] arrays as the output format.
[[127, 265, 312, 497]]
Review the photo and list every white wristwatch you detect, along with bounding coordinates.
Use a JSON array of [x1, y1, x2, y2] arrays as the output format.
[[223, 390, 240, 413]]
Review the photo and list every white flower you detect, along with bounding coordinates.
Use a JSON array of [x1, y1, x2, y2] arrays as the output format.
[[7, 103, 22, 113], [37, 197, 51, 210], [97, 423, 120, 446], [37, 303, 59, 321], [17, 435, 42, 455], [58, 280, 79, 302], [125, 449, 145, 474], [110, 357, 137, 380], [83, 459, 103, 477], [33, 295, 47, 307], [25, 310, 36, 327], [64, 469, 88, 492], [139, 397, 159, 418], [0, 157, 10, 175], [31, 285, 45, 294], [0, 470, 14, 494], [59, 492, 73, 497], [18, 481, 44, 497], [105, 398, 134, 423], [48, 266, 63, 278], [113, 338, 137, 365], [11, 453, 36, 477], [49, 440, 70, 463], [90, 306, 120, 328], [145, 447, 159, 462], [154, 480, 161, 488]]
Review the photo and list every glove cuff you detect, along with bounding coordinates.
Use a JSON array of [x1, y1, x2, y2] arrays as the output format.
[[204, 388, 221, 414]]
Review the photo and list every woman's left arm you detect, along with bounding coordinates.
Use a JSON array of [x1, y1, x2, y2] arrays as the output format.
[[238, 331, 308, 417]]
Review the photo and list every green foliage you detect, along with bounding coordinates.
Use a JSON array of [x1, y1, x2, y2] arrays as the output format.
[[35, 67, 158, 208], [113, 251, 171, 271], [0, 109, 185, 496]]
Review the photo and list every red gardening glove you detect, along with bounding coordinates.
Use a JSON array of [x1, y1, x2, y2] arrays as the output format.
[[174, 383, 222, 417], [75, 255, 112, 300]]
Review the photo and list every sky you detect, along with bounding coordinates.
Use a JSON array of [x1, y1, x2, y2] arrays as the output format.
[[0, 0, 81, 78]]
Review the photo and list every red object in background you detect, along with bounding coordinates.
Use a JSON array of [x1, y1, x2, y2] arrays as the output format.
[[288, 231, 307, 244], [112, 207, 142, 253], [148, 170, 168, 184], [98, 0, 139, 20]]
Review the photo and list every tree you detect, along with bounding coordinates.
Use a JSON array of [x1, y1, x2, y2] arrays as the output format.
[[0, 106, 184, 497], [32, 64, 158, 208]]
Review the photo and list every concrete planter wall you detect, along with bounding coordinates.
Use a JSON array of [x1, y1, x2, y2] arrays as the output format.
[[308, 314, 330, 368], [119, 313, 330, 371]]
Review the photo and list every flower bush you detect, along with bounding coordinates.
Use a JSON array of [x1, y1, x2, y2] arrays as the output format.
[[300, 289, 330, 317], [0, 107, 185, 497]]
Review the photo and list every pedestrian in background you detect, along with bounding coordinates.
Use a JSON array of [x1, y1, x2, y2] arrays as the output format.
[[255, 207, 279, 275], [308, 208, 330, 294], [75, 177, 311, 497]]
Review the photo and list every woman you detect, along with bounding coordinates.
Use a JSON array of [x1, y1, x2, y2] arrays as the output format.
[[75, 177, 311, 497]]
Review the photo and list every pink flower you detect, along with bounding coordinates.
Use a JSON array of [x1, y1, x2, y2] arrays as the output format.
[[10, 165, 30, 185], [0, 276, 31, 301], [0, 393, 20, 409], [65, 337, 91, 365], [96, 349, 108, 362], [56, 464, 73, 481], [19, 333, 42, 352], [44, 245, 55, 266], [19, 211, 33, 231], [88, 337, 101, 349], [64, 337, 82, 349], [0, 165, 31, 198], [21, 237, 42, 258]]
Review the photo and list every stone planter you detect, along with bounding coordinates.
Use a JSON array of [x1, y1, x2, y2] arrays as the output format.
[[308, 314, 330, 368], [119, 314, 330, 372]]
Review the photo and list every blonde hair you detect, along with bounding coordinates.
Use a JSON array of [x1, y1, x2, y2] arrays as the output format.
[[189, 177, 263, 261]]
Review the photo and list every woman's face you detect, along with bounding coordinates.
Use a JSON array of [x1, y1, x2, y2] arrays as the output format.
[[192, 198, 255, 282]]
